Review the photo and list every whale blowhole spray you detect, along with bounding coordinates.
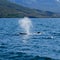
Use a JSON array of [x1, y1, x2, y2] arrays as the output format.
[[19, 17, 33, 35]]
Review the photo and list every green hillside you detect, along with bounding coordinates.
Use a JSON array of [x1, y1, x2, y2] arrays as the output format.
[[0, 0, 60, 18]]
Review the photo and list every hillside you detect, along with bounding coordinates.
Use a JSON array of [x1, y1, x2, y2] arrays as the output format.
[[0, 0, 60, 18], [9, 0, 60, 13]]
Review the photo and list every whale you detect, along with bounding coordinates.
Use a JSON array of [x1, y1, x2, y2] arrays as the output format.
[[19, 32, 27, 35], [19, 32, 41, 35]]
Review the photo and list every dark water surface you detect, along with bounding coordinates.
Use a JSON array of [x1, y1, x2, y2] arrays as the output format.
[[0, 18, 60, 60]]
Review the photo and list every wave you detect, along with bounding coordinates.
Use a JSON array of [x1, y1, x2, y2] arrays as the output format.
[[0, 51, 58, 60], [50, 32, 60, 36]]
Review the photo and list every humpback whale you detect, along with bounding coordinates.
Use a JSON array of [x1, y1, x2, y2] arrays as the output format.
[[19, 32, 41, 35], [19, 32, 27, 35]]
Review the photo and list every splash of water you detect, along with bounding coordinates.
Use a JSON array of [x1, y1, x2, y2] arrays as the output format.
[[19, 17, 33, 35], [18, 17, 33, 43]]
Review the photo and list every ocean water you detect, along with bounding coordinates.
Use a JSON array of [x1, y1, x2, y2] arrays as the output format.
[[0, 18, 60, 60]]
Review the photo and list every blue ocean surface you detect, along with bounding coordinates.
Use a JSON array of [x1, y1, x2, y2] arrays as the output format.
[[0, 18, 60, 60]]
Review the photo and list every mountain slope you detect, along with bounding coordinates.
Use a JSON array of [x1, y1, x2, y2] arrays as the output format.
[[0, 0, 60, 18], [9, 0, 60, 13]]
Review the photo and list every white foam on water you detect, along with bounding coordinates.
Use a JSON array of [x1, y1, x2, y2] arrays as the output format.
[[19, 17, 33, 35], [18, 17, 33, 43]]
